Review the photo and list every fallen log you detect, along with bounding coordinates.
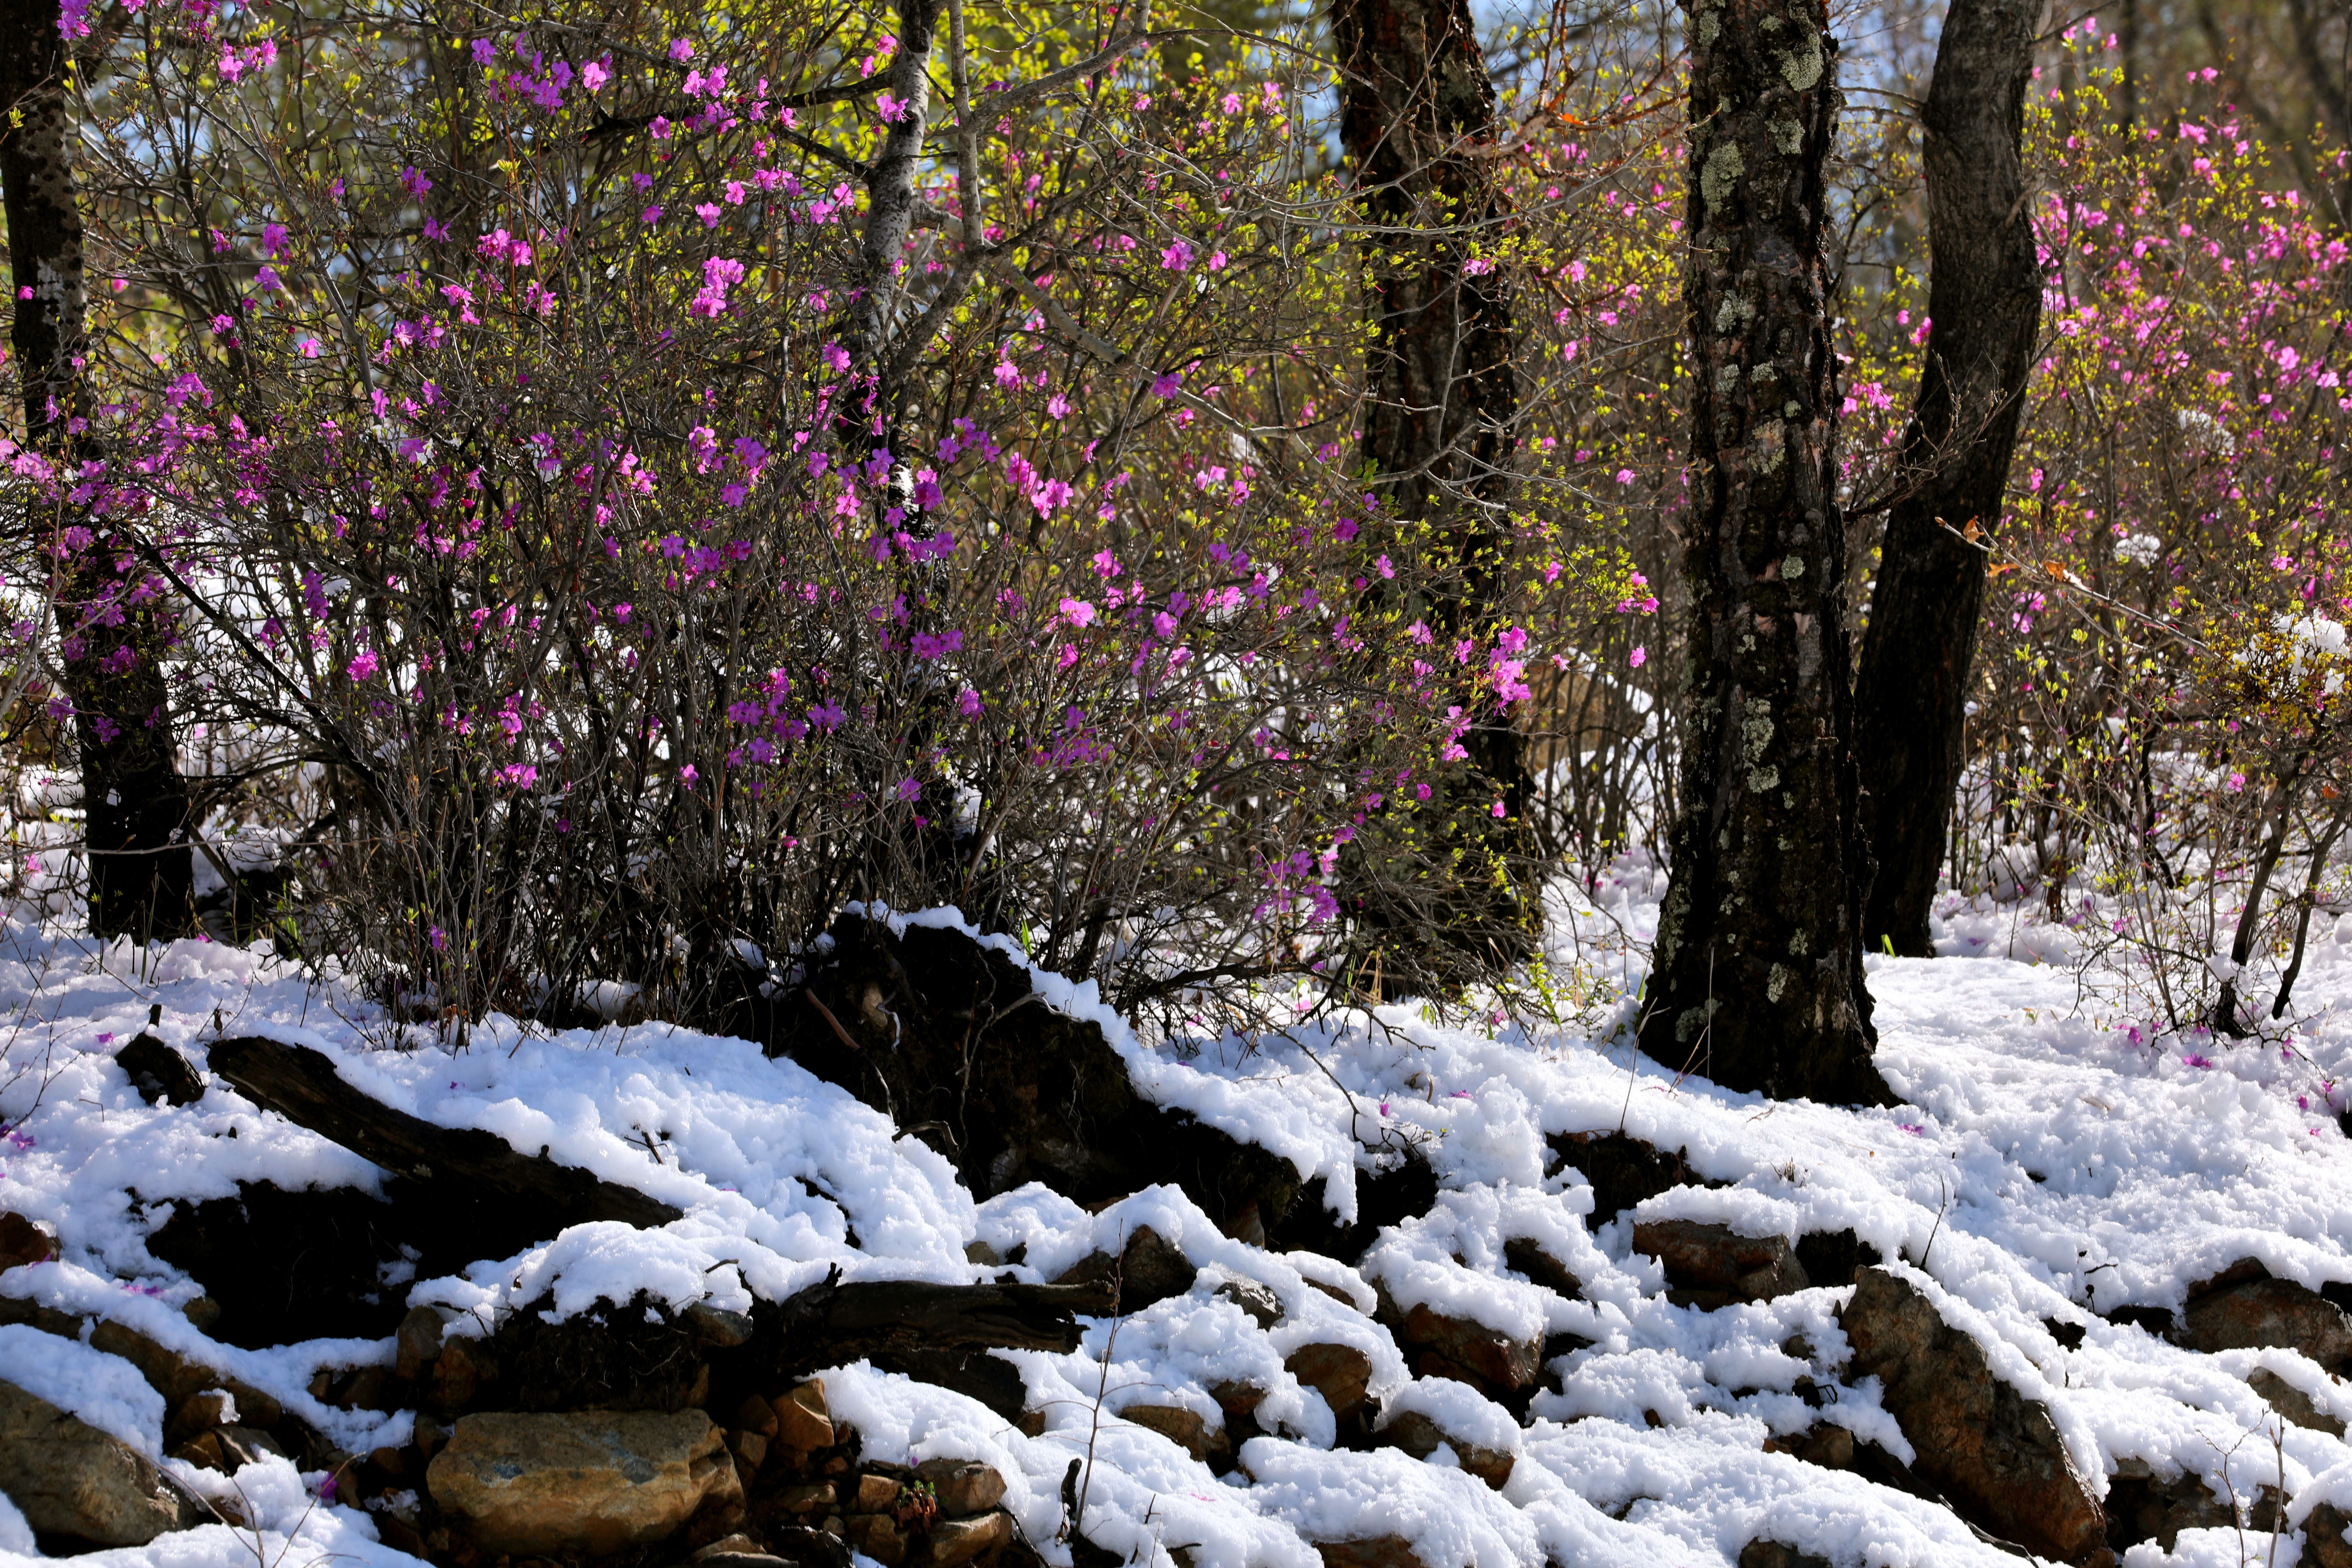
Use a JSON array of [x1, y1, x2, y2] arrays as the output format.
[[745, 1268, 1115, 1379], [206, 1037, 681, 1230]]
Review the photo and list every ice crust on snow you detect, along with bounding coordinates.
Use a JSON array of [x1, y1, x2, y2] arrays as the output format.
[[6, 871, 2352, 1564]]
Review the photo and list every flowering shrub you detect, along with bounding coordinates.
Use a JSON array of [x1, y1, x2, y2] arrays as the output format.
[[10, 0, 1648, 1028], [1930, 28, 2352, 1035]]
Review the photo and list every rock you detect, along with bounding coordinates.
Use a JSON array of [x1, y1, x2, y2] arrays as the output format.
[[1793, 1229, 1883, 1289], [1118, 1404, 1226, 1466], [757, 1523, 857, 1566], [1631, 1219, 1811, 1308], [853, 1471, 902, 1511], [879, 1347, 1027, 1422], [424, 1408, 738, 1556], [843, 1510, 907, 1564], [1839, 1267, 2106, 1562], [778, 916, 1305, 1236], [1386, 1300, 1544, 1393], [1214, 1275, 1283, 1329], [736, 1393, 782, 1440], [2184, 1277, 2352, 1370], [2249, 1367, 2346, 1435], [1738, 1543, 1831, 1568], [1548, 1131, 1718, 1227], [429, 1336, 493, 1411], [1208, 1379, 1269, 1416], [773, 1378, 835, 1452], [117, 1026, 204, 1105], [1375, 1409, 1513, 1489], [0, 1212, 56, 1273], [169, 1424, 285, 1474], [1501, 1236, 1580, 1298], [394, 1306, 444, 1381], [693, 1533, 764, 1560], [729, 1428, 768, 1474], [776, 1480, 837, 1515], [1285, 1342, 1375, 1423], [2305, 1501, 2352, 1568], [165, 1388, 236, 1444], [916, 1457, 1007, 1517], [921, 1509, 1012, 1567], [1052, 1225, 1198, 1312], [1314, 1536, 1430, 1568], [0, 1377, 207, 1546], [2104, 1468, 2274, 1554], [687, 1301, 755, 1348]]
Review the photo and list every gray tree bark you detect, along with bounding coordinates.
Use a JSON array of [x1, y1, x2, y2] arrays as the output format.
[[1639, 0, 1890, 1103], [1851, 0, 2045, 956]]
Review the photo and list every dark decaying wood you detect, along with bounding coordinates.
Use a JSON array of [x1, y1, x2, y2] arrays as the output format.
[[749, 1267, 1114, 1378], [206, 1036, 682, 1229]]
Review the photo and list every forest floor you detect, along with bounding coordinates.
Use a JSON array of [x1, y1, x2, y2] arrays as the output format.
[[5, 862, 2352, 1568]]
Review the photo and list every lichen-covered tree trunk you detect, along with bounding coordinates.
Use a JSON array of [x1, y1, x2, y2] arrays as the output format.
[[1333, 0, 1534, 992], [1, 0, 197, 938], [1638, 0, 1889, 1102], [1851, 0, 2045, 956]]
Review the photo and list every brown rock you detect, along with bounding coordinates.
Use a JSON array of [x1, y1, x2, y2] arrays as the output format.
[[2249, 1367, 2346, 1435], [728, 1428, 768, 1475], [773, 1379, 834, 1451], [1285, 1342, 1375, 1422], [0, 1376, 207, 1546], [1631, 1219, 1811, 1308], [430, 1335, 495, 1411], [778, 1480, 837, 1514], [168, 1424, 284, 1474], [844, 1510, 907, 1564], [1208, 1379, 1268, 1416], [1051, 1225, 1198, 1312], [2184, 1278, 2352, 1370], [1376, 1409, 1513, 1489], [1502, 1236, 1581, 1298], [1119, 1404, 1226, 1466], [1840, 1267, 2106, 1563], [916, 1457, 1008, 1518], [395, 1306, 444, 1382], [166, 1388, 236, 1444], [85, 1318, 206, 1404], [0, 1211, 57, 1272], [1314, 1535, 1430, 1568], [1300, 1275, 1372, 1312], [854, 1471, 902, 1512], [2306, 1501, 2352, 1568], [685, 1301, 755, 1348], [424, 1408, 736, 1556], [736, 1393, 781, 1441], [1390, 1301, 1544, 1392], [690, 1534, 762, 1561], [921, 1508, 1012, 1567]]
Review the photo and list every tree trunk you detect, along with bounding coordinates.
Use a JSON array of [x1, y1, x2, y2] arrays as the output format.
[[1638, 0, 1889, 1104], [1, 0, 196, 939], [1851, 0, 2044, 956], [1333, 0, 1534, 993]]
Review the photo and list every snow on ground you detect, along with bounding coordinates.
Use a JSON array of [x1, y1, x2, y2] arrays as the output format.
[[4, 868, 2352, 1566]]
